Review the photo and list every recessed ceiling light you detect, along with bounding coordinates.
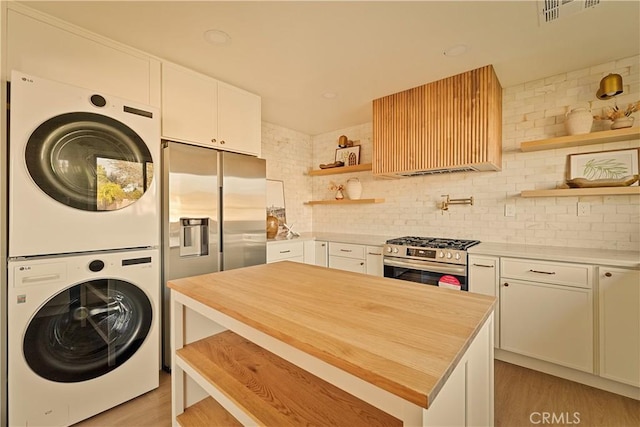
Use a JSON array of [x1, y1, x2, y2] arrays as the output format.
[[443, 44, 468, 57], [322, 92, 338, 99], [204, 29, 231, 45]]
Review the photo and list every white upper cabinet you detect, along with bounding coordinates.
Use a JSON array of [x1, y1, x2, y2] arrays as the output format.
[[7, 7, 158, 106], [161, 62, 261, 156]]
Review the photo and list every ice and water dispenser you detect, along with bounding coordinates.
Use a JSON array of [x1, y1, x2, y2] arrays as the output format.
[[179, 218, 209, 257]]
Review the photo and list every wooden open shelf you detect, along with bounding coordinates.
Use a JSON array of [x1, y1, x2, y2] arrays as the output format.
[[176, 331, 401, 427], [520, 127, 639, 152], [307, 163, 372, 176], [304, 198, 384, 205], [521, 186, 640, 198]]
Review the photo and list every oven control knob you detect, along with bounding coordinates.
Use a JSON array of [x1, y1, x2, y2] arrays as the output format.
[[446, 252, 452, 259], [393, 247, 399, 254], [386, 246, 392, 253], [439, 251, 445, 258], [455, 253, 461, 260]]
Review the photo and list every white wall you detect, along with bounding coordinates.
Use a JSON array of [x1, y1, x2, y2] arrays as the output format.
[[264, 55, 639, 251]]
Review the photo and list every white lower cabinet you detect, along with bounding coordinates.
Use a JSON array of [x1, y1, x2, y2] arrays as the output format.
[[365, 246, 384, 277], [468, 255, 500, 348], [328, 242, 366, 274], [266, 241, 304, 264], [598, 267, 640, 386], [500, 261, 594, 373], [304, 240, 328, 267]]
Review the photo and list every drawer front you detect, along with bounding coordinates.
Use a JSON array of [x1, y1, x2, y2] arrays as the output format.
[[328, 242, 365, 260], [267, 241, 304, 263], [329, 256, 366, 274], [501, 258, 592, 288]]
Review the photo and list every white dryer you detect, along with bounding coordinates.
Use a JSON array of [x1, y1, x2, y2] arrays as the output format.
[[8, 249, 160, 427], [9, 70, 160, 257]]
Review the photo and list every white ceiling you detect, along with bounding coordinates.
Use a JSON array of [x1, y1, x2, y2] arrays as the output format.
[[19, 1, 640, 136]]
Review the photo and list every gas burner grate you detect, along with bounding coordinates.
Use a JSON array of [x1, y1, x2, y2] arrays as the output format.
[[386, 236, 480, 251]]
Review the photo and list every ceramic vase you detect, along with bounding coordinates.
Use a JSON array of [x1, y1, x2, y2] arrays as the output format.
[[346, 178, 362, 200], [266, 215, 279, 239], [611, 116, 634, 130], [335, 189, 344, 200], [565, 108, 593, 135]]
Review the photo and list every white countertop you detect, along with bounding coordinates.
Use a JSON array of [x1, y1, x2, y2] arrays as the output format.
[[268, 232, 391, 247], [469, 242, 640, 269]]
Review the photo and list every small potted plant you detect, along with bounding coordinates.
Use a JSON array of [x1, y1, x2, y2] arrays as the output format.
[[594, 101, 640, 129], [328, 181, 345, 200]]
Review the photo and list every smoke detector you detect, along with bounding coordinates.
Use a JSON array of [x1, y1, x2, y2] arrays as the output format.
[[538, 0, 601, 25]]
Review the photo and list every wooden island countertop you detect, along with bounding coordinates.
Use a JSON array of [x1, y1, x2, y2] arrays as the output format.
[[168, 261, 495, 414]]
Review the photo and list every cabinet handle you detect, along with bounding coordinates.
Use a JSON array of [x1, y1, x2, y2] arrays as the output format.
[[279, 250, 291, 254], [360, 262, 365, 265], [472, 263, 494, 268], [503, 282, 509, 287], [368, 252, 381, 256], [211, 138, 217, 143], [321, 243, 326, 247], [340, 249, 352, 253], [220, 140, 226, 145], [604, 272, 612, 277], [529, 269, 556, 275]]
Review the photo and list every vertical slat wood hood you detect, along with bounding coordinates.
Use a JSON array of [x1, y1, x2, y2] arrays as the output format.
[[372, 65, 502, 176]]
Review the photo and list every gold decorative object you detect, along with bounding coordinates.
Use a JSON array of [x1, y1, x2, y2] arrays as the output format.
[[596, 74, 623, 100]]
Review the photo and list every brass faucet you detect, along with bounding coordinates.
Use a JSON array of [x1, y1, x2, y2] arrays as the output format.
[[440, 195, 474, 214]]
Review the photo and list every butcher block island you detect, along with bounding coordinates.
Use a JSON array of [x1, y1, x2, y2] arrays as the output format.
[[168, 261, 496, 426]]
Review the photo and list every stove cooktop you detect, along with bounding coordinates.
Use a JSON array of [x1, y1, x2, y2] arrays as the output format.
[[385, 236, 481, 251]]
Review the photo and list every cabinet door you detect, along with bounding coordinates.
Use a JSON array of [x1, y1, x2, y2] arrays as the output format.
[[217, 82, 261, 156], [365, 246, 383, 277], [314, 241, 328, 267], [599, 267, 640, 386], [501, 279, 593, 373], [161, 63, 217, 145], [468, 255, 500, 347], [8, 9, 155, 105], [329, 256, 366, 274]]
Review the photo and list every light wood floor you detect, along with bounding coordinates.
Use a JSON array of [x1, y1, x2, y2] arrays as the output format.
[[74, 361, 639, 427]]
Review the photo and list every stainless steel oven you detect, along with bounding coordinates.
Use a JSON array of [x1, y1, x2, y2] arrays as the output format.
[[383, 237, 480, 291]]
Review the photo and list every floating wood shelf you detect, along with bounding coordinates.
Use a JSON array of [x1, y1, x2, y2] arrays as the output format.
[[520, 127, 639, 152], [304, 198, 384, 205], [521, 187, 640, 198], [307, 163, 372, 176]]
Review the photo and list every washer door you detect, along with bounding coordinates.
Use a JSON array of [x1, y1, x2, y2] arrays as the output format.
[[23, 279, 152, 383], [25, 112, 153, 211]]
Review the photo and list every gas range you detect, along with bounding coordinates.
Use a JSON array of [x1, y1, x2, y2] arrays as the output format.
[[384, 236, 480, 266]]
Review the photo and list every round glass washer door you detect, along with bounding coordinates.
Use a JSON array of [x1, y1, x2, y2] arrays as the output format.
[[23, 278, 152, 383], [25, 112, 154, 212]]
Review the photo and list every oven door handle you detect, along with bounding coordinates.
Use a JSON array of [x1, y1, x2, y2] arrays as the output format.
[[383, 258, 466, 276]]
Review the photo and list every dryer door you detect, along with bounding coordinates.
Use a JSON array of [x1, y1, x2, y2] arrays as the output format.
[[23, 278, 153, 383], [25, 112, 154, 211]]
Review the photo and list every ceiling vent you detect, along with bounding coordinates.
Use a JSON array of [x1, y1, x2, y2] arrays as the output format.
[[538, 0, 600, 25]]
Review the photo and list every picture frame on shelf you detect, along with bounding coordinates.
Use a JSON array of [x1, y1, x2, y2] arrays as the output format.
[[266, 179, 287, 231], [335, 145, 361, 166], [567, 148, 639, 186]]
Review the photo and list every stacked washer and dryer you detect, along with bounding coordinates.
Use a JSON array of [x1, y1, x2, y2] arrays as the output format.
[[7, 71, 161, 427]]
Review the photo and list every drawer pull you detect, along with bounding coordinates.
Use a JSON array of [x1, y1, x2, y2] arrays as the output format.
[[279, 250, 291, 254], [340, 249, 352, 253], [360, 262, 365, 265], [368, 252, 381, 256], [472, 263, 494, 268], [604, 272, 612, 277], [529, 269, 556, 275], [504, 282, 509, 287]]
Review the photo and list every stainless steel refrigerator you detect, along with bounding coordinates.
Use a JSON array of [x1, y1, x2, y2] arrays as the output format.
[[161, 141, 266, 369]]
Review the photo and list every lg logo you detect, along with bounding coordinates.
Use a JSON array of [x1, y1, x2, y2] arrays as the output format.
[[530, 412, 581, 424]]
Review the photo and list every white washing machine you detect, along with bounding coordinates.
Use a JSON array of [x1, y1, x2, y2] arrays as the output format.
[[8, 249, 160, 427], [9, 70, 160, 257]]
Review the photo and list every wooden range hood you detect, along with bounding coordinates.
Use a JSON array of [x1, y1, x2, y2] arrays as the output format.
[[372, 65, 502, 177]]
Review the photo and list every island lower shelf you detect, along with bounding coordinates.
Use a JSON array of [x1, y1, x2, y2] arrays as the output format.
[[176, 330, 401, 426]]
